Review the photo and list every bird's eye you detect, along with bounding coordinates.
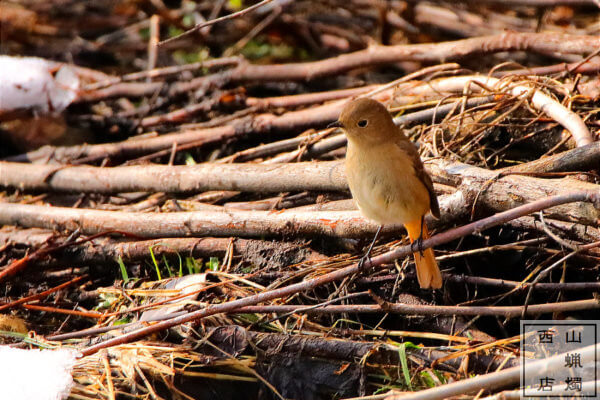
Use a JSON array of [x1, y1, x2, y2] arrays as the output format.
[[357, 119, 368, 128]]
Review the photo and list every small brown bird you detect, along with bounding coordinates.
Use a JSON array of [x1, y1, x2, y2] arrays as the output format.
[[332, 98, 442, 289]]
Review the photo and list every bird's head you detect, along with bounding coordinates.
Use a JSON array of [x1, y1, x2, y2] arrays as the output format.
[[329, 98, 398, 145]]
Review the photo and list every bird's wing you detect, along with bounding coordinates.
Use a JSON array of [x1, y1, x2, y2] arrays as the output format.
[[394, 138, 440, 219]]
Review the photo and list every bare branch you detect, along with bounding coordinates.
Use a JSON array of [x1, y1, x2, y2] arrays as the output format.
[[1, 157, 598, 224], [234, 298, 600, 317], [0, 202, 382, 238], [223, 33, 600, 83], [0, 227, 322, 266], [503, 141, 600, 173]]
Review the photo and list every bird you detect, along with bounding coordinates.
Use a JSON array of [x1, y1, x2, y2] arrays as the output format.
[[330, 98, 442, 289]]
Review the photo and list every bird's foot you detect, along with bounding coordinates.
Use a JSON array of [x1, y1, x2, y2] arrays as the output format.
[[357, 225, 382, 271], [357, 253, 371, 271], [410, 235, 425, 257]]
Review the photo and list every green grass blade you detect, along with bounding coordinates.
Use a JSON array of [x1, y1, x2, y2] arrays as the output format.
[[398, 343, 413, 390], [117, 256, 130, 284]]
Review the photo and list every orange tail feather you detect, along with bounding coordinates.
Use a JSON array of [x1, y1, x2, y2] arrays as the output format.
[[404, 219, 442, 289]]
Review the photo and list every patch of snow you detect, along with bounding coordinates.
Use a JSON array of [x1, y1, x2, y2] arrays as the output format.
[[0, 346, 79, 400], [0, 56, 79, 113]]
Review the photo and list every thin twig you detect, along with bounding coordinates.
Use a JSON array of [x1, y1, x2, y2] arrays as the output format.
[[158, 0, 276, 47]]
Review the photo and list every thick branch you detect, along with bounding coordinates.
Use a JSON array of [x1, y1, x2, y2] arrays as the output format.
[[180, 33, 600, 85], [428, 158, 600, 225], [0, 202, 386, 238], [2, 158, 598, 225], [0, 227, 322, 266], [234, 298, 600, 317], [503, 141, 600, 173], [0, 161, 347, 194], [204, 326, 515, 374]]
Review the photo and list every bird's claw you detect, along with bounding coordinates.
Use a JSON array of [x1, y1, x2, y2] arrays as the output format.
[[357, 254, 371, 271], [410, 236, 425, 257]]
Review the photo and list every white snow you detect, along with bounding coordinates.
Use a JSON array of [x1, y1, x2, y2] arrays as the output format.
[[0, 346, 78, 400], [0, 56, 79, 113]]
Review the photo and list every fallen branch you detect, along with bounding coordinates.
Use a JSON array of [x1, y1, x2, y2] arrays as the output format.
[[83, 56, 242, 91], [203, 326, 516, 374], [358, 272, 600, 292], [1, 151, 595, 195], [298, 199, 600, 243], [5, 124, 237, 164], [233, 298, 600, 317], [176, 32, 600, 85], [0, 227, 322, 266], [0, 202, 383, 238], [502, 141, 600, 173], [2, 158, 597, 225], [0, 160, 348, 194], [427, 158, 600, 225], [0, 275, 86, 312]]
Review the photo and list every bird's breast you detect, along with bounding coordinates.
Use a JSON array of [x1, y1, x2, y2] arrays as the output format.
[[345, 142, 430, 224]]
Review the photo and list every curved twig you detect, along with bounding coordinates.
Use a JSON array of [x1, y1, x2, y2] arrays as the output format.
[[407, 75, 593, 147]]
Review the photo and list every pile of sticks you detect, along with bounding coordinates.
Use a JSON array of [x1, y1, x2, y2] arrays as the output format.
[[1, 1, 599, 399]]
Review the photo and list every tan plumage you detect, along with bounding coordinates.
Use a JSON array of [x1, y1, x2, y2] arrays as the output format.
[[337, 98, 442, 289]]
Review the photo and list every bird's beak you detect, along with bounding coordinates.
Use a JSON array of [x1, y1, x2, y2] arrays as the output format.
[[327, 120, 343, 129]]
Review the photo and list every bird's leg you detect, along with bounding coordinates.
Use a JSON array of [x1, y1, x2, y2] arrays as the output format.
[[410, 215, 425, 256], [358, 225, 382, 271]]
